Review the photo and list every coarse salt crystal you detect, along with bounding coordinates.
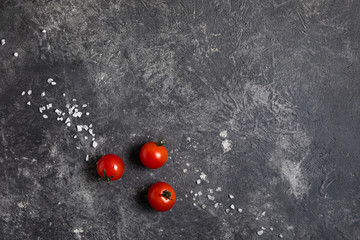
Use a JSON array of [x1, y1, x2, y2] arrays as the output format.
[[65, 118, 70, 123], [72, 99, 76, 101], [41, 92, 45, 97], [77, 125, 83, 132], [216, 187, 222, 192], [42, 114, 48, 119], [261, 226, 265, 230], [279, 234, 283, 238], [183, 169, 187, 173], [225, 209, 230, 213], [84, 136, 88, 140], [51, 82, 56, 85], [237, 208, 243, 212], [27, 90, 32, 95], [262, 211, 266, 216], [55, 109, 62, 115], [207, 195, 215, 201], [86, 155, 89, 161], [46, 103, 52, 109], [214, 203, 219, 208], [196, 179, 201, 184], [47, 78, 53, 83], [66, 123, 71, 127], [1, 39, 5, 45], [269, 227, 273, 231], [229, 194, 234, 199], [42, 29, 46, 33], [21, 91, 25, 96], [62, 93, 66, 97], [82, 104, 87, 107], [14, 52, 19, 57], [257, 230, 264, 236], [202, 205, 206, 209], [194, 193, 198, 197], [92, 141, 98, 148], [26, 101, 31, 105], [230, 204, 235, 209], [86, 112, 90, 116], [76, 146, 80, 150], [89, 124, 93, 128]]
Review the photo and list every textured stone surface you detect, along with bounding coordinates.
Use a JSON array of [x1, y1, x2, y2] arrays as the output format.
[[1, 0, 360, 239]]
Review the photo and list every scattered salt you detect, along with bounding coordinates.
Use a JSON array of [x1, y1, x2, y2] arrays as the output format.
[[201, 204, 206, 209], [27, 90, 32, 95], [269, 227, 273, 231], [77, 125, 83, 132], [230, 204, 235, 209], [183, 169, 187, 173], [21, 91, 25, 96], [208, 188, 214, 193], [62, 93, 66, 97], [26, 101, 31, 105], [229, 194, 234, 199], [74, 136, 77, 139], [207, 195, 215, 201], [86, 112, 90, 116], [225, 209, 230, 213], [82, 104, 87, 107], [257, 230, 264, 236], [196, 179, 201, 184], [55, 109, 62, 115], [1, 39, 5, 45], [42, 29, 46, 33], [51, 82, 56, 85], [214, 203, 219, 208], [216, 187, 222, 192], [261, 226, 266, 230], [41, 92, 45, 97], [66, 123, 71, 127], [279, 234, 283, 238], [42, 114, 48, 119], [237, 208, 243, 213], [198, 191, 202, 196], [72, 99, 77, 101], [84, 136, 88, 140], [14, 52, 19, 57], [89, 124, 93, 128], [46, 103, 52, 109], [76, 147, 80, 150], [47, 78, 53, 83], [186, 163, 190, 166], [262, 211, 266, 216], [65, 118, 70, 123], [92, 141, 98, 148]]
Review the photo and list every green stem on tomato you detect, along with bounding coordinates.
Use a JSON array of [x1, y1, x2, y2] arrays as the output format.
[[103, 170, 113, 183], [157, 136, 165, 146], [162, 190, 173, 201]]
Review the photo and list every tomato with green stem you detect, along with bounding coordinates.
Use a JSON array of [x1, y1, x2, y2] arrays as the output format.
[[148, 182, 176, 212], [140, 137, 168, 169], [97, 154, 125, 182]]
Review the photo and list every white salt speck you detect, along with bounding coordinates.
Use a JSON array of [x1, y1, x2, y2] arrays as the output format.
[[1, 39, 5, 45], [196, 179, 201, 184], [76, 146, 80, 150], [187, 137, 191, 141], [42, 114, 48, 119], [42, 29, 46, 33], [270, 227, 273, 231], [201, 204, 206, 209], [14, 52, 19, 57], [66, 123, 71, 127], [262, 211, 266, 216], [73, 228, 83, 234], [194, 193, 198, 197], [222, 139, 232, 153], [208, 188, 214, 194], [237, 208, 243, 213], [21, 91, 25, 96], [62, 93, 66, 97], [190, 190, 193, 194], [261, 226, 266, 230], [27, 90, 32, 95], [46, 103, 52, 109], [17, 202, 25, 208], [219, 130, 228, 138], [200, 172, 207, 182], [230, 204, 235, 209], [26, 101, 31, 106], [89, 124, 93, 128], [86, 112, 90, 116], [72, 99, 77, 101], [51, 81, 56, 85], [89, 129, 95, 136], [228, 194, 234, 199], [47, 78, 53, 83], [186, 163, 190, 166], [198, 191, 202, 196], [192, 197, 196, 201], [92, 141, 98, 148], [92, 137, 95, 141], [214, 203, 219, 208], [216, 187, 222, 192], [225, 209, 230, 213], [185, 194, 188, 198], [82, 104, 87, 107], [183, 169, 187, 173], [84, 136, 88, 140], [77, 125, 83, 132], [41, 92, 45, 97], [65, 118, 70, 123], [257, 230, 264, 236], [193, 203, 196, 206], [55, 109, 62, 115], [207, 195, 215, 201], [74, 136, 77, 139], [279, 234, 283, 238]]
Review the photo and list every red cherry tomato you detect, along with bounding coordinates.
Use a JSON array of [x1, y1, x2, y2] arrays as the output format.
[[148, 182, 176, 212], [97, 154, 125, 182], [140, 138, 168, 169]]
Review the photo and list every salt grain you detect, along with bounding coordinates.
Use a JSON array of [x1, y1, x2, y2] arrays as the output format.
[[207, 195, 215, 201], [237, 208, 243, 213], [230, 204, 235, 209], [214, 203, 219, 208], [261, 226, 266, 230], [41, 92, 45, 97], [216, 187, 222, 192], [225, 209, 230, 213], [92, 141, 98, 148], [26, 101, 31, 105], [183, 169, 187, 173], [27, 90, 32, 95], [262, 211, 266, 216], [14, 52, 19, 57], [47, 78, 53, 83], [74, 136, 77, 139], [82, 104, 87, 107], [76, 147, 80, 150], [62, 93, 66, 97], [72, 99, 77, 102], [196, 179, 201, 184], [77, 125, 83, 132], [202, 204, 206, 209], [55, 109, 62, 115], [257, 230, 264, 236], [228, 194, 234, 199], [42, 29, 46, 33], [86, 112, 90, 116], [51, 82, 56, 85], [279, 234, 283, 238], [1, 39, 5, 45], [66, 123, 71, 127], [84, 136, 88, 140], [269, 227, 273, 231], [42, 114, 48, 119], [21, 91, 25, 96]]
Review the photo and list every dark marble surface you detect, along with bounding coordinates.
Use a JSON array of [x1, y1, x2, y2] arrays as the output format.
[[1, 0, 360, 239]]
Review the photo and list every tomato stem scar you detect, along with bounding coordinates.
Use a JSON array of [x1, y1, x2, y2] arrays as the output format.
[[103, 170, 114, 183], [157, 136, 165, 146], [162, 190, 173, 200]]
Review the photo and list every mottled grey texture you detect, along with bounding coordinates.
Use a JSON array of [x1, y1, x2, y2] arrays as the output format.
[[1, 0, 360, 239]]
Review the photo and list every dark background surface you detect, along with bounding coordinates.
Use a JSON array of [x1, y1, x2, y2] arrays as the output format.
[[1, 0, 360, 239]]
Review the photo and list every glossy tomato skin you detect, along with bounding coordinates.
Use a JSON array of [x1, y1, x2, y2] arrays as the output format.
[[140, 142, 168, 169], [97, 154, 125, 181], [148, 182, 176, 212]]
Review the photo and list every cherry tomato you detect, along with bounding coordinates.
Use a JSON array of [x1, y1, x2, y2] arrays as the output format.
[[97, 154, 125, 182], [148, 182, 176, 212], [140, 138, 168, 169]]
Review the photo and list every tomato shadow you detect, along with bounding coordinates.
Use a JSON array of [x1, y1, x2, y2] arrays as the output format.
[[134, 184, 154, 212], [84, 154, 102, 182], [126, 142, 146, 169]]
